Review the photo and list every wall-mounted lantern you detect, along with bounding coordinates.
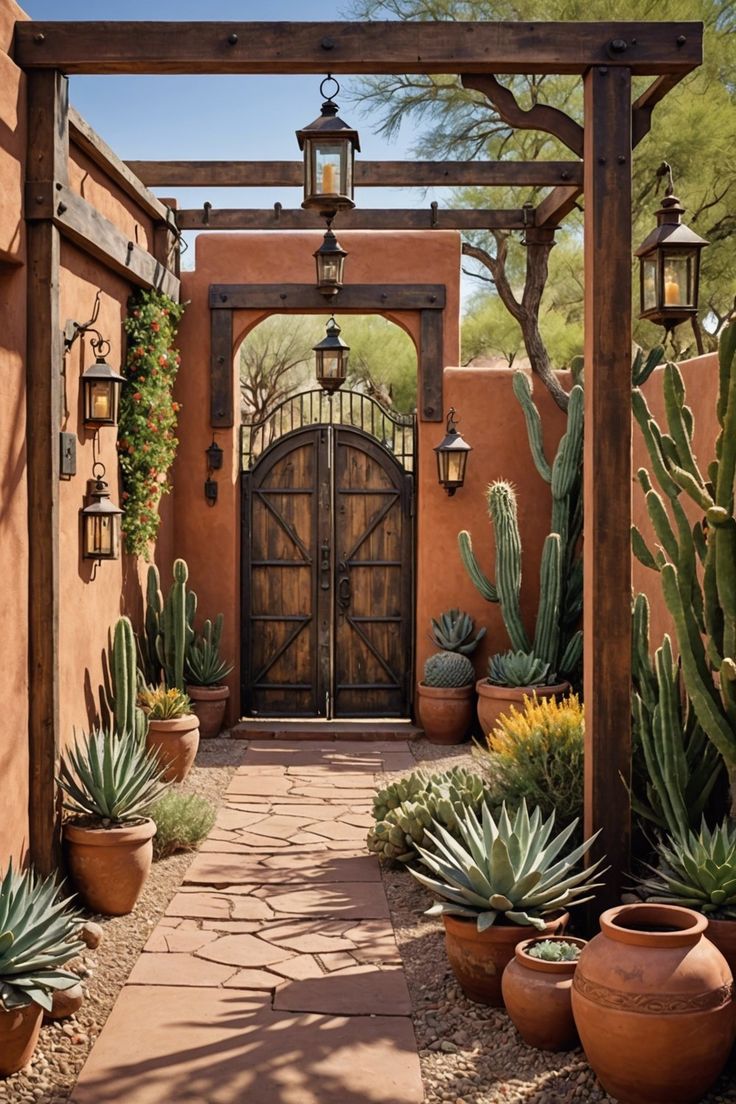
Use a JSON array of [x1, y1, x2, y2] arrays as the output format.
[[81, 337, 125, 428], [434, 408, 472, 496], [204, 437, 223, 505], [635, 162, 708, 332], [296, 76, 360, 217], [314, 316, 349, 394], [314, 224, 348, 298], [81, 464, 122, 560]]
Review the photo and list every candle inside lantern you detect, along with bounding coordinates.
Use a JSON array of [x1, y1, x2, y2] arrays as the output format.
[[664, 269, 682, 305], [322, 162, 335, 194], [92, 384, 110, 420]]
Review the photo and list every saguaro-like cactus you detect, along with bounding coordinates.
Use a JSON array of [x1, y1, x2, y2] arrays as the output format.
[[109, 616, 147, 741], [143, 564, 164, 684], [458, 374, 583, 681], [151, 559, 197, 691], [632, 319, 736, 809]]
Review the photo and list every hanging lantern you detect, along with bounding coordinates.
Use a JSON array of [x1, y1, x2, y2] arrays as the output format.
[[314, 225, 348, 298], [296, 76, 360, 217], [81, 465, 122, 560], [205, 438, 224, 471], [434, 408, 472, 496], [81, 337, 125, 428], [314, 316, 349, 394], [635, 163, 708, 331]]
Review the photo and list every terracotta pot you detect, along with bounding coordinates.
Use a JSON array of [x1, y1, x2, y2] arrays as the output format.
[[186, 684, 229, 739], [64, 819, 156, 916], [442, 911, 569, 1007], [475, 680, 570, 738], [707, 917, 736, 977], [146, 713, 200, 782], [502, 935, 586, 1050], [0, 1002, 43, 1076], [416, 682, 474, 745], [572, 904, 735, 1104]]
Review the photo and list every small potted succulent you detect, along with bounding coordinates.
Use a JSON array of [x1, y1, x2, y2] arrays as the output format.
[[417, 651, 476, 745], [138, 685, 200, 783], [185, 615, 233, 739], [476, 649, 570, 735], [0, 863, 85, 1075], [411, 799, 604, 1006], [501, 935, 586, 1050], [59, 729, 169, 915]]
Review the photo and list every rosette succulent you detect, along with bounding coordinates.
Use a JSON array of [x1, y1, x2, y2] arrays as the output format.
[[430, 609, 486, 655], [636, 818, 736, 919]]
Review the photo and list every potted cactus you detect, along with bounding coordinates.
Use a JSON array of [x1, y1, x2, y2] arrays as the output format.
[[417, 650, 475, 745], [59, 729, 169, 915], [477, 647, 570, 735], [411, 799, 604, 1005], [501, 935, 586, 1051], [138, 685, 199, 783], [106, 616, 147, 741], [0, 863, 85, 1075], [185, 614, 233, 739]]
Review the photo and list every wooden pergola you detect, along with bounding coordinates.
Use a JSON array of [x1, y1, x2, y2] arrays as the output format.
[[16, 19, 703, 904]]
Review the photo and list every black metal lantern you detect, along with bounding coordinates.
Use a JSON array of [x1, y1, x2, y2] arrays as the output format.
[[434, 408, 472, 496], [314, 316, 349, 394], [205, 438, 224, 471], [81, 464, 122, 560], [635, 163, 708, 331], [81, 337, 125, 428], [314, 225, 348, 298], [296, 76, 360, 217]]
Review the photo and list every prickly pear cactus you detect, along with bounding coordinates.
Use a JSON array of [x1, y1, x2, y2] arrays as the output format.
[[423, 651, 474, 688]]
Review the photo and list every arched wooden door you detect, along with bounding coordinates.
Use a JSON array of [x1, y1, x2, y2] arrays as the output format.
[[242, 424, 414, 718]]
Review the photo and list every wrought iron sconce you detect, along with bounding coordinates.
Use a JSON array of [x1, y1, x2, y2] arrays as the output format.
[[434, 408, 472, 496], [204, 437, 223, 505], [314, 316, 350, 394], [64, 290, 125, 429], [296, 76, 360, 219], [314, 222, 348, 298], [81, 462, 122, 560]]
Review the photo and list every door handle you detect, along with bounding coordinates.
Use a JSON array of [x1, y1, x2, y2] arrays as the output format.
[[320, 543, 330, 591], [337, 560, 351, 610]]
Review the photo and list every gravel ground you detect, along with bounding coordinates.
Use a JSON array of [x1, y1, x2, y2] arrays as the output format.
[[0, 735, 244, 1104], [383, 739, 736, 1104]]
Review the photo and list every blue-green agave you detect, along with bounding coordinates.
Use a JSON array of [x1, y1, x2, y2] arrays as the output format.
[[58, 729, 169, 824]]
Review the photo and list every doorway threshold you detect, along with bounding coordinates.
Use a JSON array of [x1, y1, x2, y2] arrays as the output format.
[[230, 718, 423, 742]]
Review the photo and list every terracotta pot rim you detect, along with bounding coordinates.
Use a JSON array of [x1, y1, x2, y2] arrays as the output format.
[[515, 935, 587, 973], [146, 714, 199, 732], [600, 903, 708, 946], [63, 817, 156, 846], [475, 679, 570, 699], [186, 684, 230, 700], [443, 910, 569, 936], [417, 682, 474, 699]]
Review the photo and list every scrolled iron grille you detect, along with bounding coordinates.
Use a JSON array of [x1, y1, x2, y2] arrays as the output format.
[[241, 389, 416, 472]]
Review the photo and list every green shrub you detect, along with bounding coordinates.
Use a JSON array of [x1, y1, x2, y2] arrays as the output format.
[[151, 792, 216, 858]]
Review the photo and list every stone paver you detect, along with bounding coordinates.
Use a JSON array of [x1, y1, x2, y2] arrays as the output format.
[[71, 740, 423, 1104]]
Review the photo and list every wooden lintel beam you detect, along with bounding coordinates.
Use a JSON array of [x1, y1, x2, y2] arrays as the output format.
[[535, 185, 583, 228], [125, 159, 583, 189], [14, 21, 703, 76], [209, 284, 446, 311], [26, 182, 180, 300], [69, 107, 170, 223], [632, 72, 686, 147], [177, 207, 528, 232]]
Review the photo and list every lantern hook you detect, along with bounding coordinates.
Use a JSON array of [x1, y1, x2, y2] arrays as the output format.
[[319, 74, 340, 103], [656, 161, 675, 197], [446, 407, 459, 433], [92, 460, 107, 482], [64, 289, 102, 353]]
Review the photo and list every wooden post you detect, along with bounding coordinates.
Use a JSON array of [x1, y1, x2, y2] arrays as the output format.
[[583, 65, 632, 909], [25, 70, 68, 873]]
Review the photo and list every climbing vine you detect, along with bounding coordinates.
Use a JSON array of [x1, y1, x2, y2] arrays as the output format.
[[118, 289, 185, 558]]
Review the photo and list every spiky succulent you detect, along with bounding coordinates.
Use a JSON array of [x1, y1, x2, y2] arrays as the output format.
[[186, 638, 233, 687], [424, 651, 475, 688], [58, 729, 170, 825], [487, 650, 552, 688], [430, 609, 486, 655], [636, 818, 736, 919], [367, 767, 487, 864], [138, 685, 192, 720], [412, 799, 604, 930], [0, 862, 85, 1011], [526, 939, 582, 962]]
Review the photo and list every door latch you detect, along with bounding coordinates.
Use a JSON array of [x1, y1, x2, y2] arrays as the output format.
[[337, 560, 351, 610], [320, 542, 330, 590]]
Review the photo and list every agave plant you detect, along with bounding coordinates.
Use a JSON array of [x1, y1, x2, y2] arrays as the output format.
[[487, 650, 552, 688], [0, 863, 85, 1011], [429, 609, 486, 655], [411, 800, 605, 930], [58, 729, 170, 825], [636, 819, 736, 919], [186, 637, 233, 687], [138, 685, 192, 720]]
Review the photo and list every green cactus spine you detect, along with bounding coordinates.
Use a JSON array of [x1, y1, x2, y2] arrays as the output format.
[[109, 616, 147, 741], [155, 559, 196, 691], [423, 651, 474, 688]]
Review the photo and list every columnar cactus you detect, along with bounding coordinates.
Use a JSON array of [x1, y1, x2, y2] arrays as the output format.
[[458, 376, 583, 682], [109, 616, 147, 741], [150, 559, 197, 691], [143, 565, 164, 684], [632, 319, 736, 810]]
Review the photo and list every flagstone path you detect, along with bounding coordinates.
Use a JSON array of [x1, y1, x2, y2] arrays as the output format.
[[70, 740, 424, 1104]]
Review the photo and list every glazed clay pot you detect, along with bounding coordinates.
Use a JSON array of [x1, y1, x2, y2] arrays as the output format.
[[64, 819, 156, 916], [146, 713, 200, 782], [572, 904, 735, 1104], [186, 684, 229, 740], [476, 680, 570, 738], [443, 912, 569, 1007], [417, 683, 474, 745], [0, 1002, 43, 1075], [707, 917, 736, 977], [502, 935, 586, 1050]]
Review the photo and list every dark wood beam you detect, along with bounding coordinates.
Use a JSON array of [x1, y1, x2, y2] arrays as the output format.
[[210, 284, 446, 311], [126, 159, 582, 189], [14, 21, 703, 76], [177, 207, 529, 231], [462, 74, 584, 157], [25, 70, 66, 875], [26, 182, 180, 300], [582, 64, 632, 911], [632, 72, 686, 147], [535, 185, 582, 228], [211, 308, 234, 428]]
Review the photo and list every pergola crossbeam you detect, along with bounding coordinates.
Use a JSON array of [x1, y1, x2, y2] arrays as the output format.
[[176, 207, 530, 231]]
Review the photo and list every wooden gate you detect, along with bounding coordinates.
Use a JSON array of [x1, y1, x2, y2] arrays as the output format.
[[242, 419, 414, 718]]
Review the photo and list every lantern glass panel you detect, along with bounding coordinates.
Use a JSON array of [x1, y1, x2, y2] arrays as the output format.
[[84, 513, 118, 559], [88, 380, 113, 423], [663, 252, 694, 307], [320, 349, 343, 380], [642, 257, 658, 312], [446, 451, 467, 485], [319, 255, 342, 283], [312, 141, 349, 198]]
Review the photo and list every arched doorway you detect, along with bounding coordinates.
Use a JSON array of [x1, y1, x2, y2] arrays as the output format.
[[241, 390, 415, 719]]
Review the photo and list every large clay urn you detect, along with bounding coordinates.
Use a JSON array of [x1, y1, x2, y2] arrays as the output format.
[[146, 713, 200, 782], [186, 684, 229, 739], [475, 680, 570, 738], [572, 904, 735, 1104], [502, 935, 586, 1050], [707, 917, 736, 977], [0, 1002, 43, 1076], [443, 911, 568, 1007], [64, 818, 156, 916], [416, 683, 474, 745]]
